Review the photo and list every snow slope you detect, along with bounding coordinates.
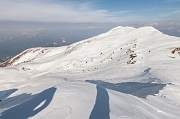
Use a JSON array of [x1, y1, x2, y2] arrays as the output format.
[[0, 26, 180, 119]]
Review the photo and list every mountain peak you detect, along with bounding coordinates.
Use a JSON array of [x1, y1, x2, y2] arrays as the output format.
[[137, 26, 159, 32], [102, 26, 160, 38], [0, 26, 179, 68], [108, 26, 135, 33], [111, 26, 159, 32]]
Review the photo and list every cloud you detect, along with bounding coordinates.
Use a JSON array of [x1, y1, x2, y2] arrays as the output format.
[[146, 22, 159, 26], [0, 0, 129, 23], [159, 10, 180, 21], [164, 0, 180, 2], [0, 0, 179, 24]]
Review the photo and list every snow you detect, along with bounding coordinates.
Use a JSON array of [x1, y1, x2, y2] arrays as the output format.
[[0, 26, 180, 119]]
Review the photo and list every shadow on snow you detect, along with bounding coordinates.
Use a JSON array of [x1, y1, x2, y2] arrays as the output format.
[[0, 87, 56, 119], [87, 80, 166, 99], [87, 68, 166, 119], [0, 89, 18, 101], [89, 85, 110, 119]]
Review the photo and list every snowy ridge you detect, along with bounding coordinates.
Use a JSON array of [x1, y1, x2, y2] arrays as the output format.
[[0, 26, 180, 119], [0, 47, 51, 67], [3, 26, 179, 72]]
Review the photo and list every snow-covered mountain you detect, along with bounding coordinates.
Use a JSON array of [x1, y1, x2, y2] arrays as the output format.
[[0, 26, 180, 119]]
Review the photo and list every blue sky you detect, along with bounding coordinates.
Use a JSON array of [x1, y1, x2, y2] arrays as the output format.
[[89, 0, 180, 22], [0, 0, 180, 58], [0, 0, 180, 23]]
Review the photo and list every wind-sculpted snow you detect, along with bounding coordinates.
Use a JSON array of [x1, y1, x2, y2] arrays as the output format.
[[128, 68, 163, 83]]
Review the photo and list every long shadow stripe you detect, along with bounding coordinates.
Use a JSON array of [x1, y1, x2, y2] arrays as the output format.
[[89, 85, 110, 119]]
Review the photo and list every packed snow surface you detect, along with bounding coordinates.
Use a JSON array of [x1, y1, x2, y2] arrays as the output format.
[[0, 26, 180, 119]]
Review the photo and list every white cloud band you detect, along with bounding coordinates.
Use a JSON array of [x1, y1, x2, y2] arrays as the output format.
[[0, 0, 127, 22]]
